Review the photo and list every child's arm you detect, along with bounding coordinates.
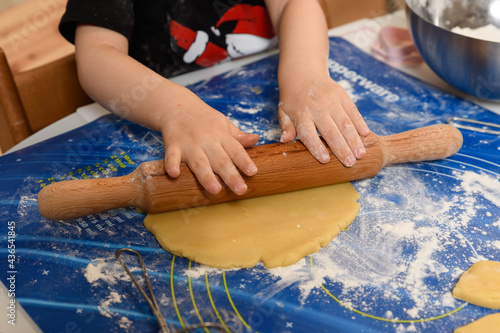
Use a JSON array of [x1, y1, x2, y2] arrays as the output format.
[[74, 24, 259, 195], [265, 0, 370, 166]]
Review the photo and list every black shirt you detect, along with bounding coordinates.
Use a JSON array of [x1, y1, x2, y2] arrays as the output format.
[[59, 0, 277, 77]]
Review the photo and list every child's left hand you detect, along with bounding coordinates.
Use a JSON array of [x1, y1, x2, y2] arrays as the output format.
[[278, 74, 370, 167]]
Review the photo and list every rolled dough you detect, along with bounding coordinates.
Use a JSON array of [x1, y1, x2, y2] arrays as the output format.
[[452, 260, 500, 309], [454, 313, 500, 333], [144, 183, 360, 269]]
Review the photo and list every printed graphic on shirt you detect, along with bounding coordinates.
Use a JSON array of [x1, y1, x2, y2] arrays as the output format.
[[169, 4, 277, 67]]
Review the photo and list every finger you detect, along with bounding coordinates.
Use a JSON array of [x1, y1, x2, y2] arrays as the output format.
[[185, 149, 222, 195], [342, 96, 370, 136], [330, 108, 366, 161], [230, 125, 260, 148], [222, 139, 258, 177], [316, 115, 357, 167], [295, 120, 331, 163], [164, 143, 182, 178], [237, 133, 260, 148], [227, 123, 258, 176], [204, 144, 248, 195], [278, 107, 297, 143]]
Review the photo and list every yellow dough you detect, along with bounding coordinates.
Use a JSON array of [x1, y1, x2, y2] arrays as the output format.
[[452, 261, 500, 309], [454, 313, 500, 333], [144, 183, 360, 269]]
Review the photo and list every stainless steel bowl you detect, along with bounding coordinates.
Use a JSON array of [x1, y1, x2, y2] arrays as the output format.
[[406, 0, 500, 100]]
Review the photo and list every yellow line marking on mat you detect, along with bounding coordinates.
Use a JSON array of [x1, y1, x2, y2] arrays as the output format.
[[188, 261, 210, 333], [310, 257, 465, 323], [205, 272, 231, 333], [223, 271, 250, 330], [171, 255, 186, 329]]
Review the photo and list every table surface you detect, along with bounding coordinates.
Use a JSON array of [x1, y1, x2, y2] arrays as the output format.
[[1, 10, 500, 333]]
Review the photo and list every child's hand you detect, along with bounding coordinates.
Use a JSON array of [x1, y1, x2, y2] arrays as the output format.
[[278, 76, 370, 167], [73, 24, 259, 195], [159, 93, 259, 195]]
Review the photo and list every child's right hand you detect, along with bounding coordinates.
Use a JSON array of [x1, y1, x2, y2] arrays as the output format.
[[74, 24, 259, 196], [158, 90, 260, 195]]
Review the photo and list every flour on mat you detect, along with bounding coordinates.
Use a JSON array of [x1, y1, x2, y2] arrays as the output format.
[[117, 316, 133, 330], [229, 118, 281, 144], [84, 259, 126, 285], [185, 265, 229, 279], [84, 257, 143, 330], [459, 171, 500, 207], [254, 166, 500, 323], [229, 102, 264, 115], [172, 165, 499, 329], [84, 260, 112, 284], [98, 291, 123, 318]]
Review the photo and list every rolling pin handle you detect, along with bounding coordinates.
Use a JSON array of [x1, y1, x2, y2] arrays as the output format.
[[37, 174, 142, 220], [379, 124, 463, 166]]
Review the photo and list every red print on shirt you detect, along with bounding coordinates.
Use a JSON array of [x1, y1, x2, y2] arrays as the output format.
[[169, 4, 276, 67]]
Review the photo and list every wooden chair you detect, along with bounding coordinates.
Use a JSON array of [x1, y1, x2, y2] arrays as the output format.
[[0, 47, 93, 153]]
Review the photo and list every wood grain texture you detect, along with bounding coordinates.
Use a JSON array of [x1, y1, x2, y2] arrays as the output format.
[[37, 124, 463, 220], [0, 0, 73, 73]]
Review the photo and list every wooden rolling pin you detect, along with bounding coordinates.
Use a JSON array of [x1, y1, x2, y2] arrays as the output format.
[[38, 124, 462, 220]]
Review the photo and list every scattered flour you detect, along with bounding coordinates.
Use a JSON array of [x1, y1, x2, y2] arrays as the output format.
[[451, 24, 500, 43], [229, 118, 281, 144], [84, 260, 112, 284], [98, 291, 123, 318], [459, 171, 500, 207], [231, 103, 264, 114], [185, 265, 236, 279], [252, 166, 499, 321], [180, 166, 499, 327], [117, 316, 133, 330], [84, 259, 127, 285], [83, 257, 145, 286], [83, 259, 140, 330], [80, 164, 499, 329]]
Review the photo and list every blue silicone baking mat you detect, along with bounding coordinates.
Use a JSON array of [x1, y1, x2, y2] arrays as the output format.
[[1, 37, 499, 333]]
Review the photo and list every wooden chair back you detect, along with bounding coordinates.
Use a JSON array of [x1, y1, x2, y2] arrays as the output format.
[[0, 47, 92, 153]]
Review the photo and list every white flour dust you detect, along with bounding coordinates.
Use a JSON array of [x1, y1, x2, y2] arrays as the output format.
[[256, 166, 500, 322], [97, 291, 133, 331], [79, 165, 498, 330], [98, 291, 123, 318], [459, 171, 500, 207], [83, 257, 145, 331], [83, 258, 131, 286], [230, 102, 264, 115], [117, 316, 133, 330], [229, 117, 281, 144], [452, 24, 500, 43], [185, 265, 229, 279], [412, 0, 500, 42]]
